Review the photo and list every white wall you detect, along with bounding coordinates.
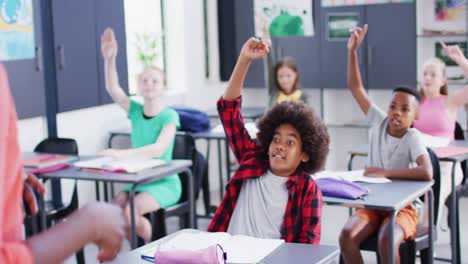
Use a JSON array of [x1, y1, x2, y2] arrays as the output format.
[[17, 0, 468, 204]]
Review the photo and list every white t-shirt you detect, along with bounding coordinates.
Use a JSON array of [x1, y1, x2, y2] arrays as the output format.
[[227, 170, 289, 239], [366, 103, 427, 169]]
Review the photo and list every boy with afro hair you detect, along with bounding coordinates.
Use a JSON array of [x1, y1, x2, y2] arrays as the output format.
[[207, 37, 330, 244]]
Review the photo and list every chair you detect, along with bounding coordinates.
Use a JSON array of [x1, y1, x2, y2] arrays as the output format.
[[441, 121, 466, 263], [24, 137, 84, 264], [144, 132, 208, 241], [342, 148, 441, 264]]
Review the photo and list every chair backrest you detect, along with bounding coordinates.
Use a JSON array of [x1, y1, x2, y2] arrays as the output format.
[[34, 137, 78, 155], [427, 147, 442, 225], [454, 122, 465, 141], [172, 132, 206, 203]]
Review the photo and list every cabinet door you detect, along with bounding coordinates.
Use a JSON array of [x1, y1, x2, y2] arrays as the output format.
[[5, 0, 46, 118], [366, 3, 416, 89], [52, 0, 99, 112], [95, 0, 128, 105], [273, 0, 322, 89], [234, 0, 264, 88], [320, 6, 366, 89]]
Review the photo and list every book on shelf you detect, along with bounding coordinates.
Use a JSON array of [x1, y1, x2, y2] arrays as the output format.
[[23, 154, 77, 168], [73, 156, 166, 173], [422, 28, 466, 36]]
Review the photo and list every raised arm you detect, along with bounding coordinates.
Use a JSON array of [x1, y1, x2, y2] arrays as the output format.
[[347, 24, 371, 114], [442, 42, 468, 109], [101, 27, 130, 112], [224, 38, 269, 100]]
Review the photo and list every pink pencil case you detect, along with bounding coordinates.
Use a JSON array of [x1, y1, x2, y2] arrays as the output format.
[[30, 163, 70, 174]]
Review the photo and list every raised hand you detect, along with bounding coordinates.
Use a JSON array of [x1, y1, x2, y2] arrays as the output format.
[[101, 27, 118, 60], [441, 41, 468, 66], [347, 24, 368, 52], [85, 203, 128, 262], [239, 37, 270, 62]]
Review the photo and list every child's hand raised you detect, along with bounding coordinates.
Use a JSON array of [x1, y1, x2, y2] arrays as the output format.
[[239, 37, 270, 62], [441, 41, 467, 65], [101, 27, 118, 61], [347, 24, 368, 52]]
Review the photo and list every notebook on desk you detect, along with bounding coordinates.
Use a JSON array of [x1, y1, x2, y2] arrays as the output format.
[[23, 154, 77, 169], [73, 157, 166, 173], [140, 232, 284, 264], [313, 170, 391, 184]]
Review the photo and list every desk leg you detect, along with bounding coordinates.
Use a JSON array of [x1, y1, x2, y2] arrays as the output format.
[[450, 161, 458, 264], [103, 182, 109, 201], [428, 189, 434, 264], [39, 191, 47, 232], [217, 139, 224, 201], [389, 210, 397, 264], [95, 181, 100, 201], [129, 187, 137, 249]]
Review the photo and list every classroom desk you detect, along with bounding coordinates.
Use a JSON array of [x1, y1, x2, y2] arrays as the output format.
[[106, 229, 340, 264], [23, 153, 193, 249], [323, 180, 434, 264], [347, 141, 468, 264], [108, 129, 226, 216]]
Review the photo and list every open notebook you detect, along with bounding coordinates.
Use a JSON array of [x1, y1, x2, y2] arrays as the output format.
[[73, 157, 165, 173], [313, 170, 391, 184], [140, 232, 284, 264]]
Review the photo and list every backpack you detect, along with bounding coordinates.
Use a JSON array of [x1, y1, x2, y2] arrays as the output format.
[[172, 106, 210, 132]]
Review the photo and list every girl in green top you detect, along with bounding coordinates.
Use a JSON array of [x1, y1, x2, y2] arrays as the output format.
[[100, 28, 181, 244]]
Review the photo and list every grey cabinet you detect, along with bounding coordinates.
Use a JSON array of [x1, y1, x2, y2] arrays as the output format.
[[6, 0, 46, 119], [52, 0, 127, 113], [320, 3, 416, 89], [320, 5, 367, 88], [366, 3, 416, 89], [233, 0, 322, 88]]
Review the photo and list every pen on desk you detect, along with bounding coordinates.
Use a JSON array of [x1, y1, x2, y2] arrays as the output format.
[[141, 255, 155, 263]]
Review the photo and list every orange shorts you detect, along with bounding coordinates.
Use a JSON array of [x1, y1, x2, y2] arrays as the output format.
[[353, 205, 419, 240]]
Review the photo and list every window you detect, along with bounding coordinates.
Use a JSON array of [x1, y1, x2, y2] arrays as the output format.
[[124, 0, 166, 95]]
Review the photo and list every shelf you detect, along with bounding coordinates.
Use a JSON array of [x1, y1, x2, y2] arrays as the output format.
[[417, 34, 468, 38]]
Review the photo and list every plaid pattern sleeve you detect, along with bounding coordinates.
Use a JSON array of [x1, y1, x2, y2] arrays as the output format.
[[216, 96, 257, 163]]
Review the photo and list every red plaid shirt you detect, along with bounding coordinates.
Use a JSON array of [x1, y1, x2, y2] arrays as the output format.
[[207, 96, 322, 244]]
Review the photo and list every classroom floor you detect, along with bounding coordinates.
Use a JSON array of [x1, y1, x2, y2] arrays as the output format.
[[66, 196, 468, 264]]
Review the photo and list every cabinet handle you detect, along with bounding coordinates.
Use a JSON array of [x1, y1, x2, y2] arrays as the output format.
[[35, 46, 42, 71], [367, 45, 373, 66], [57, 45, 66, 70]]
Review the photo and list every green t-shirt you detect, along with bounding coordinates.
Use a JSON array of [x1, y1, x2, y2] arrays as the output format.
[[125, 100, 182, 208], [128, 100, 180, 161]]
